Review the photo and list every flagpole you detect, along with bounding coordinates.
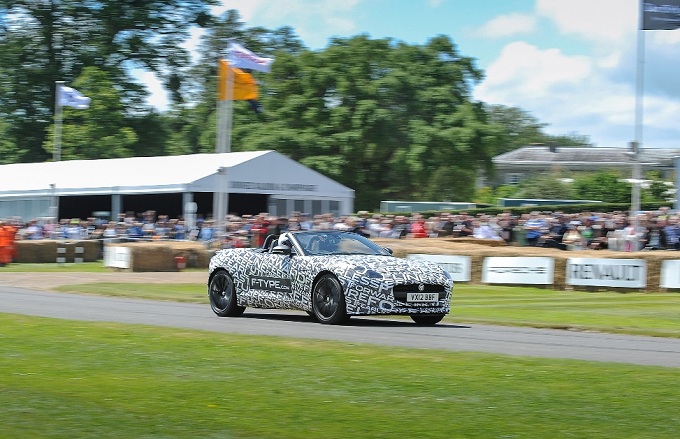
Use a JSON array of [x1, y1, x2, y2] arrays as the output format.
[[214, 60, 235, 244], [53, 81, 64, 162], [224, 62, 235, 154], [631, 2, 646, 245]]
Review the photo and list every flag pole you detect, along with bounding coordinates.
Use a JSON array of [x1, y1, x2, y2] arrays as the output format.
[[214, 60, 235, 245], [224, 62, 235, 154], [215, 61, 235, 154], [631, 2, 646, 246], [53, 81, 64, 162]]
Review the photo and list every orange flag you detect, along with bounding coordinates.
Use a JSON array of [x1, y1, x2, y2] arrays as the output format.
[[218, 59, 259, 101]]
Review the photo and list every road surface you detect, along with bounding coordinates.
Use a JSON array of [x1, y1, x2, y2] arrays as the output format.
[[1, 273, 679, 368]]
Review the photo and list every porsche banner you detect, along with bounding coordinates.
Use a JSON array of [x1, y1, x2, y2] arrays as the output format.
[[642, 0, 680, 30]]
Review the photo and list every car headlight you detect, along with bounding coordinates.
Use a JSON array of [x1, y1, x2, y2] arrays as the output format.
[[365, 269, 383, 279], [350, 266, 383, 279]]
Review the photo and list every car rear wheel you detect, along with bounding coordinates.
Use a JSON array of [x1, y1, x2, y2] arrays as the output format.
[[209, 270, 246, 317], [410, 314, 445, 325], [312, 274, 349, 324]]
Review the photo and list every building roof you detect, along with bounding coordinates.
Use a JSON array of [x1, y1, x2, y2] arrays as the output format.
[[493, 145, 680, 168], [0, 150, 354, 199]]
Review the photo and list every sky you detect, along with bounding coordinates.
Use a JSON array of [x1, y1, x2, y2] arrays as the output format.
[[146, 0, 680, 149]]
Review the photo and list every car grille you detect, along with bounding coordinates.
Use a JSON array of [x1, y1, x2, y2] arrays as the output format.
[[392, 284, 447, 301]]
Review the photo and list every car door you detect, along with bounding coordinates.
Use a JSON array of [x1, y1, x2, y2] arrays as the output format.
[[248, 249, 294, 308]]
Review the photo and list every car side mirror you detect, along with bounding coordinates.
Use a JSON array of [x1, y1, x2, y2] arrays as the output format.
[[272, 244, 291, 255]]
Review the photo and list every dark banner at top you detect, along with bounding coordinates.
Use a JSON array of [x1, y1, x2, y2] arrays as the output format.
[[642, 0, 680, 30]]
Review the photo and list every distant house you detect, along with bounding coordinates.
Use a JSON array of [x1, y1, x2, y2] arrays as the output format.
[[490, 144, 679, 186]]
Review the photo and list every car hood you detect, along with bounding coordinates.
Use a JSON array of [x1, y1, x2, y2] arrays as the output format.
[[325, 255, 448, 281]]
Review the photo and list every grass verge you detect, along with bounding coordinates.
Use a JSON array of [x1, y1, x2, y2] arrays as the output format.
[[2, 313, 680, 438]]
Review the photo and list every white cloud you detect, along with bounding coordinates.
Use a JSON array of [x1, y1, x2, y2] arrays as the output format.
[[219, 0, 363, 44], [213, 0, 263, 20], [477, 41, 591, 95], [476, 13, 537, 39], [135, 70, 169, 111], [474, 1, 680, 149], [535, 0, 637, 43], [474, 41, 637, 146]]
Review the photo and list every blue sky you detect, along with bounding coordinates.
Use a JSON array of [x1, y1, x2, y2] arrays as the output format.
[[146, 0, 680, 149]]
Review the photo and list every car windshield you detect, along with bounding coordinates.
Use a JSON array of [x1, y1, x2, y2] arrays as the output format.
[[293, 231, 390, 256]]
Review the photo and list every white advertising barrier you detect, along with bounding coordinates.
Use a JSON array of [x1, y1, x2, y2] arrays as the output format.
[[660, 260, 680, 289], [407, 254, 471, 282], [103, 245, 131, 269], [482, 257, 554, 285], [566, 258, 646, 288]]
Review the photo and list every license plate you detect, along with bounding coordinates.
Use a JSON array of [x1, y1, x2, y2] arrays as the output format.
[[406, 292, 438, 303]]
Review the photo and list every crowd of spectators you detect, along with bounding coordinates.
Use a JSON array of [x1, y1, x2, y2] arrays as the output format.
[[2, 206, 679, 252]]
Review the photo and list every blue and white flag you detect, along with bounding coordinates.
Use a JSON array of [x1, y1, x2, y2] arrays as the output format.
[[227, 42, 274, 73], [58, 84, 91, 109]]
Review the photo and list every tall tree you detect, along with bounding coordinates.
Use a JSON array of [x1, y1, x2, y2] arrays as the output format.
[[486, 104, 591, 155], [572, 171, 632, 203], [0, 0, 217, 161], [183, 28, 504, 209], [230, 34, 498, 209], [43, 67, 137, 160]]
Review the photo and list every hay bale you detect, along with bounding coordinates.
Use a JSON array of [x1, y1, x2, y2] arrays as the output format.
[[109, 241, 214, 272], [14, 240, 100, 263], [15, 240, 58, 263]]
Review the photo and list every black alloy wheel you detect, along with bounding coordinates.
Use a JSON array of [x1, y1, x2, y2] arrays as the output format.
[[312, 274, 349, 324], [209, 270, 246, 317]]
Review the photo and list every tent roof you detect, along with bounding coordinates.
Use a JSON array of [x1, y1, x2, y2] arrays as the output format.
[[493, 145, 680, 167], [0, 150, 354, 198]]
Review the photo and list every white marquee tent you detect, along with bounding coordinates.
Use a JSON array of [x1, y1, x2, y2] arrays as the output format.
[[0, 150, 354, 221]]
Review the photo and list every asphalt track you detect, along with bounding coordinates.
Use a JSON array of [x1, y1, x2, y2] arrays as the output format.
[[1, 273, 680, 368]]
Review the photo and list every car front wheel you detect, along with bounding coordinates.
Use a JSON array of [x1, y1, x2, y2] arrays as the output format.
[[410, 314, 445, 325], [312, 274, 348, 324], [209, 270, 245, 317]]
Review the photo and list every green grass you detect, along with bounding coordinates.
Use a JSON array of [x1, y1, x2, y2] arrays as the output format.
[[1, 313, 680, 439], [452, 284, 680, 338], [2, 262, 110, 272], [53, 282, 680, 338]]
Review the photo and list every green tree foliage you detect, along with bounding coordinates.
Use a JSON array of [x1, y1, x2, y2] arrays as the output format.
[[205, 33, 499, 209], [0, 116, 23, 164], [1, 5, 602, 211], [0, 0, 216, 161], [486, 104, 591, 155], [572, 171, 632, 204], [42, 67, 137, 160], [476, 170, 674, 208]]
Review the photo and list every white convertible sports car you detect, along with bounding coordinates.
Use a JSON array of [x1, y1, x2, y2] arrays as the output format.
[[208, 230, 453, 325]]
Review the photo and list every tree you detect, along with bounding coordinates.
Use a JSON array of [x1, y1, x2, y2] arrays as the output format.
[[216, 34, 499, 210], [0, 116, 22, 164], [43, 67, 137, 160], [485, 104, 591, 155], [0, 0, 217, 161], [572, 171, 632, 204], [511, 174, 576, 200]]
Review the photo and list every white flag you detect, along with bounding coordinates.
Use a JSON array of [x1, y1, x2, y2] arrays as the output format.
[[58, 84, 91, 109], [227, 42, 274, 73]]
